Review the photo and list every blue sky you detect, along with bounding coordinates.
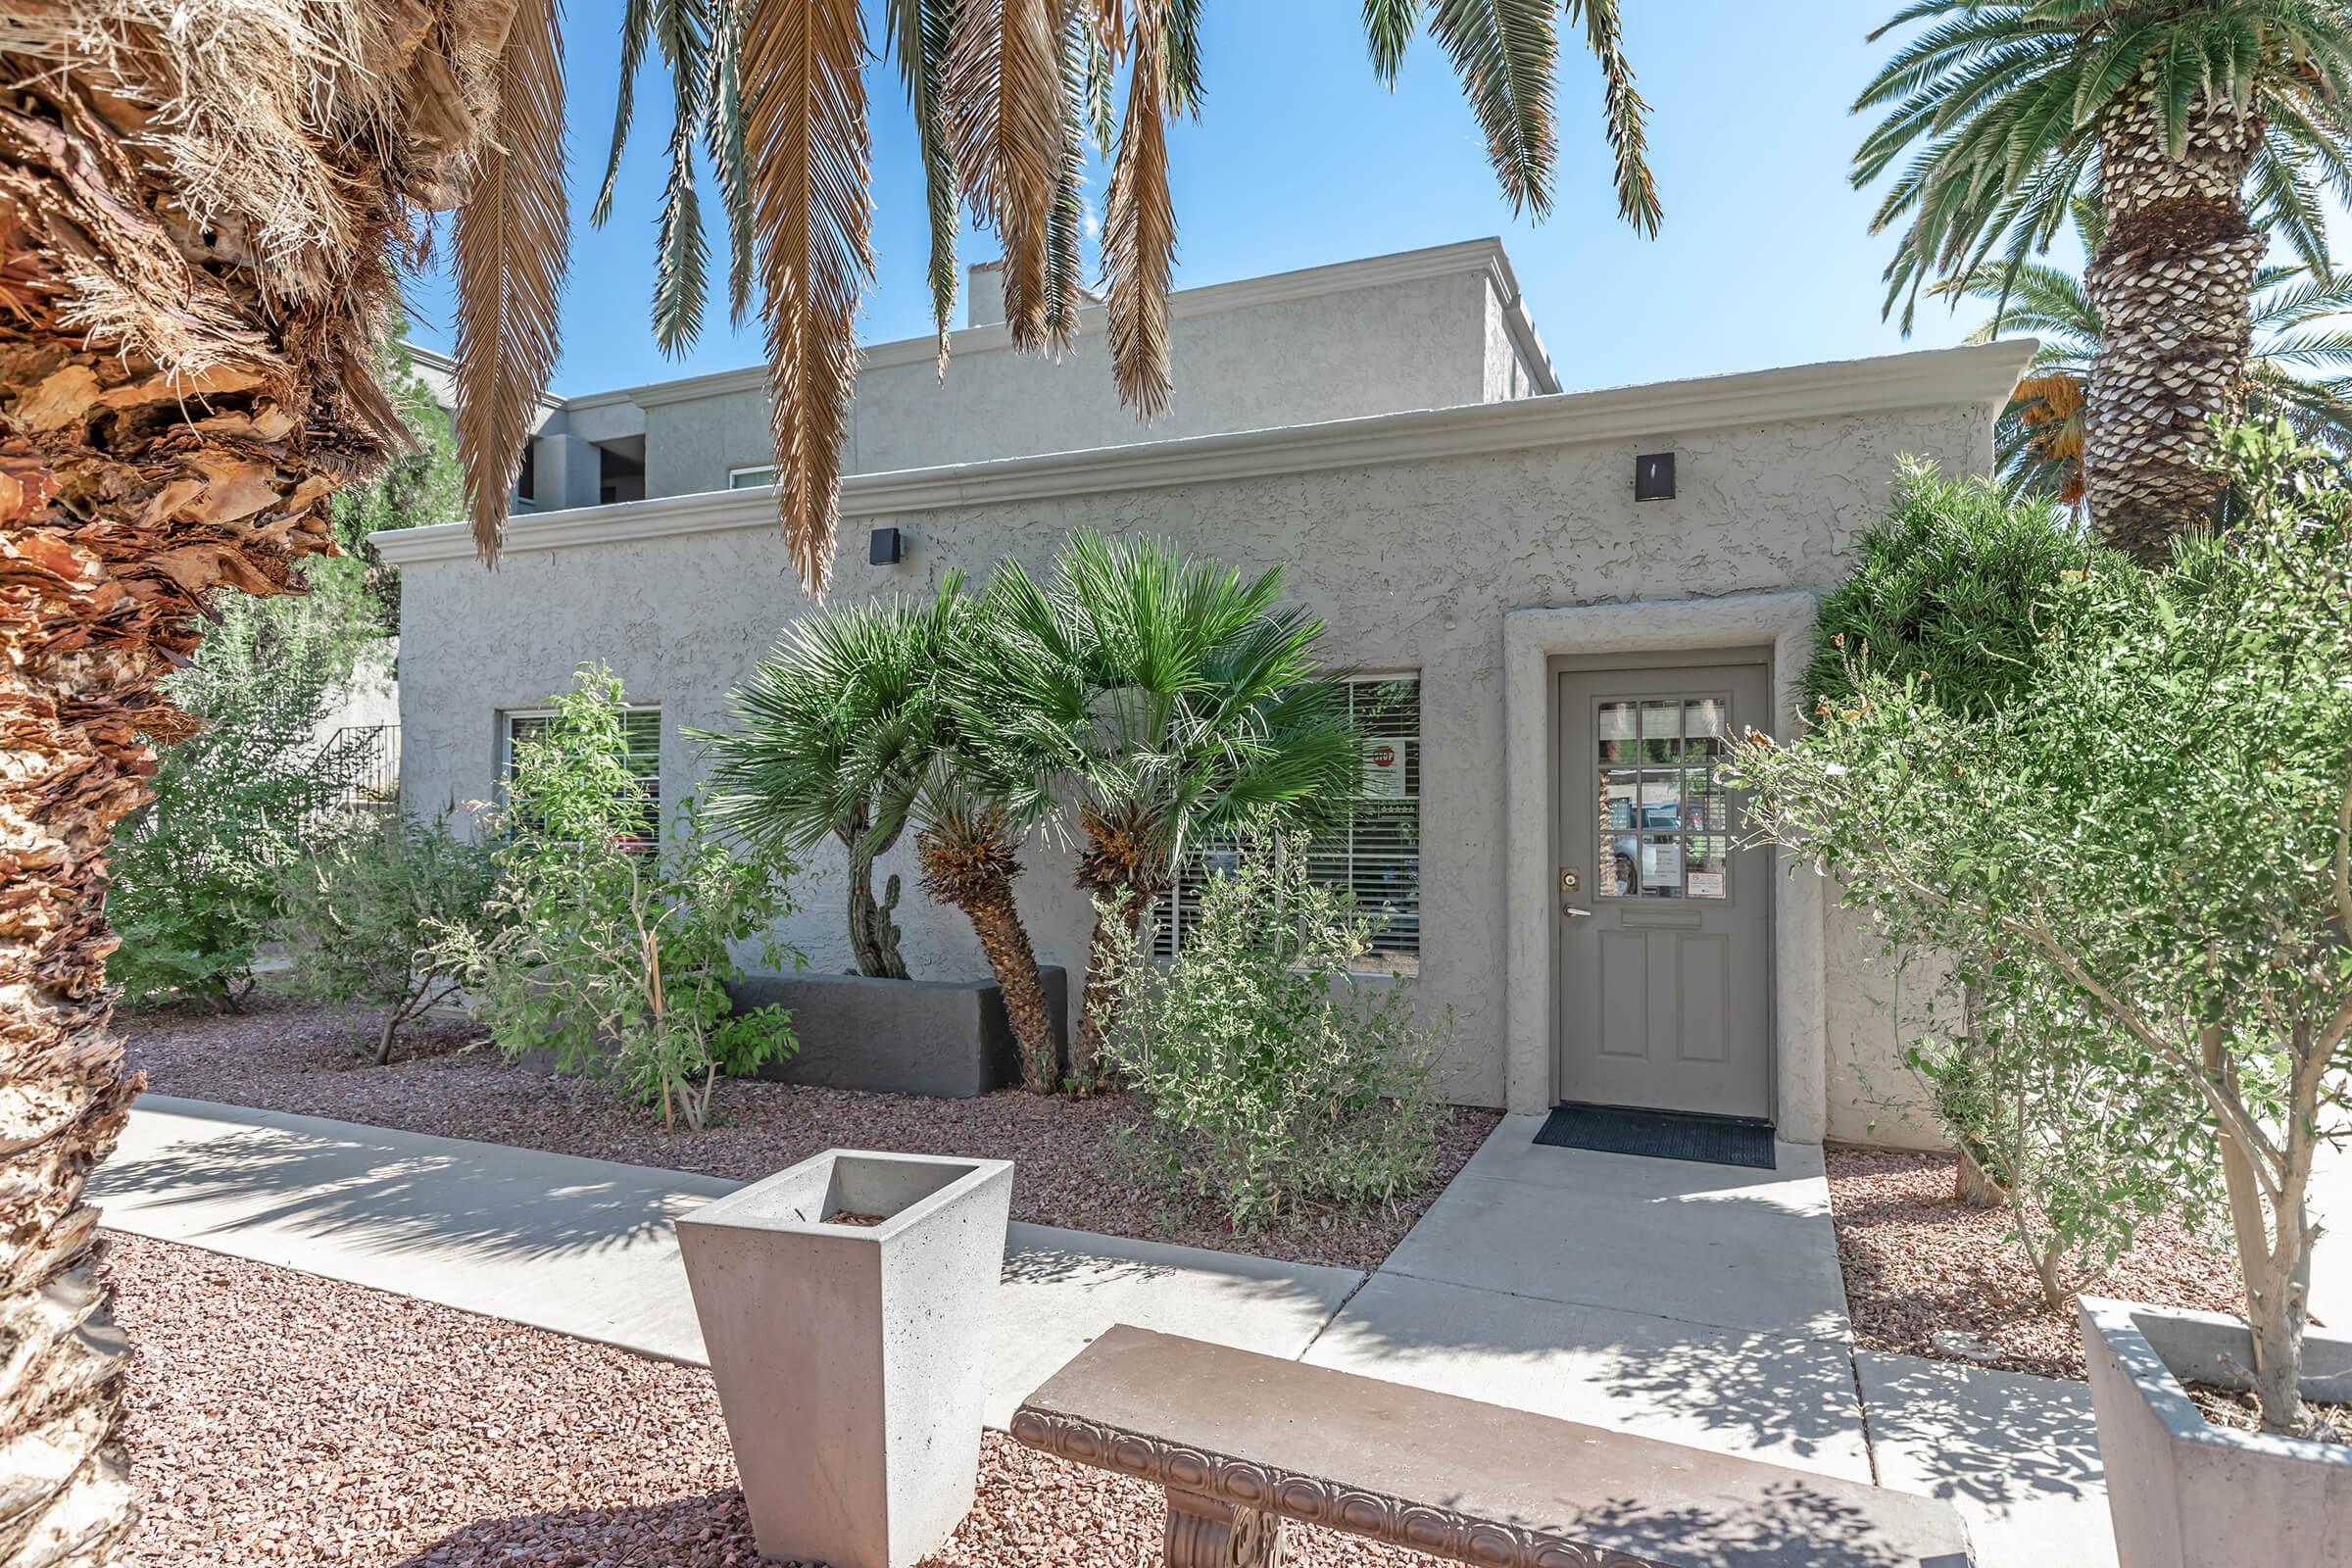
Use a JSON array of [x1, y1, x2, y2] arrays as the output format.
[[404, 1, 2064, 399]]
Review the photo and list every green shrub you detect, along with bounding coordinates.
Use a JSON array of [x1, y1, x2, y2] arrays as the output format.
[[110, 593, 375, 1008], [279, 813, 500, 1063], [1733, 419, 2352, 1434], [1100, 835, 1446, 1232], [432, 666, 804, 1130]]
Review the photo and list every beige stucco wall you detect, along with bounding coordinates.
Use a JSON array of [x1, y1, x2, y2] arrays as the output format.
[[637, 267, 1537, 501], [392, 380, 1998, 1130]]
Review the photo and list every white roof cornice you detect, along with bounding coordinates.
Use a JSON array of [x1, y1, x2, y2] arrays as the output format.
[[372, 339, 2033, 566]]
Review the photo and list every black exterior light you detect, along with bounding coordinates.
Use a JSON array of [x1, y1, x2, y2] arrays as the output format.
[[869, 526, 905, 565], [1635, 452, 1676, 502]]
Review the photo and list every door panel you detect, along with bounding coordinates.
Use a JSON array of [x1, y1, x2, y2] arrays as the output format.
[[1556, 663, 1773, 1120]]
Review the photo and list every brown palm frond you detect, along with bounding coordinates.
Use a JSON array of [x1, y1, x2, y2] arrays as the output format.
[[744, 0, 872, 597], [1566, 0, 1660, 235], [1043, 7, 1091, 358], [452, 0, 570, 563], [946, 0, 1064, 350], [1103, 0, 1175, 419]]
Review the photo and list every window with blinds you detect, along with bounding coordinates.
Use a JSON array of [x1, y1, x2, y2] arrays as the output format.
[[1151, 675, 1422, 974], [504, 706, 662, 849]]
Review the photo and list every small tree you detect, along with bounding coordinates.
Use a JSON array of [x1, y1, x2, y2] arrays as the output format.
[[439, 667, 803, 1130], [1099, 831, 1446, 1233], [963, 533, 1365, 1090], [1733, 420, 2352, 1434], [1808, 462, 2138, 1207], [110, 592, 375, 1008], [279, 813, 499, 1063]]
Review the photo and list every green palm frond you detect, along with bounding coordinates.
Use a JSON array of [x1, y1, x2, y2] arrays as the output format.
[[1426, 0, 1560, 219], [1856, 1, 2352, 332]]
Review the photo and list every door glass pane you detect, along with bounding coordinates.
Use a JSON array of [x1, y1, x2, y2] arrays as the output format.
[[1639, 834, 1685, 899], [1592, 689, 1735, 901]]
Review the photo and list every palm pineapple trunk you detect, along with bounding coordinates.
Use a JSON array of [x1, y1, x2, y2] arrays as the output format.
[[917, 819, 1059, 1092], [2083, 74, 2266, 563], [0, 68, 349, 1562]]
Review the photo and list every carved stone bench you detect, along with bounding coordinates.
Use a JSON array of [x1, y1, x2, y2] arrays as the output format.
[[1010, 1326, 1972, 1568]]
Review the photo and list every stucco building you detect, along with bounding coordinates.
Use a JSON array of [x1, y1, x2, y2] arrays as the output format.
[[380, 238, 2028, 1146]]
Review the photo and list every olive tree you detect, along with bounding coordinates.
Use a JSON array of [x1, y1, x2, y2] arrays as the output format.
[[1732, 419, 2352, 1434]]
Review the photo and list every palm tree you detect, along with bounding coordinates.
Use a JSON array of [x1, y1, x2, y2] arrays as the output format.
[[701, 580, 1064, 1091], [964, 533, 1363, 1090], [0, 6, 1648, 1547], [1942, 203, 2352, 507], [597, 0, 1660, 593], [1854, 2, 2352, 562]]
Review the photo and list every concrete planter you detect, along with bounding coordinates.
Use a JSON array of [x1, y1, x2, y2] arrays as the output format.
[[677, 1149, 1014, 1568], [2080, 1297, 2352, 1568], [727, 968, 1068, 1098]]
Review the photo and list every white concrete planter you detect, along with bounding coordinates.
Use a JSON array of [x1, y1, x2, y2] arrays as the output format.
[[677, 1149, 1014, 1568], [2080, 1297, 2352, 1568]]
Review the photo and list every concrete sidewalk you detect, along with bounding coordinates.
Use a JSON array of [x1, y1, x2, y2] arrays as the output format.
[[94, 1097, 1362, 1427], [99, 1097, 2131, 1568]]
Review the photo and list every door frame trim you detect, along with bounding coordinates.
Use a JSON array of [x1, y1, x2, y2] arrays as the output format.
[[1501, 592, 1825, 1139]]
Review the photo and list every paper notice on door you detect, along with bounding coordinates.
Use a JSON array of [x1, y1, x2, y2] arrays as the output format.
[[1641, 840, 1683, 886], [1686, 870, 1726, 900]]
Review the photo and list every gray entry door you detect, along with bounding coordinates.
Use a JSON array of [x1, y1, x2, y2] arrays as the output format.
[[1555, 663, 1773, 1120]]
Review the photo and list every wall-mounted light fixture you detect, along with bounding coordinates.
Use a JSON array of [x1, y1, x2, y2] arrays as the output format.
[[1635, 452, 1676, 502], [869, 526, 905, 565]]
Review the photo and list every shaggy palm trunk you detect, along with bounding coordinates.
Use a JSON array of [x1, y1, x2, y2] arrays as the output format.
[[1, 52, 375, 1561], [918, 823, 1058, 1093], [2083, 78, 2265, 563]]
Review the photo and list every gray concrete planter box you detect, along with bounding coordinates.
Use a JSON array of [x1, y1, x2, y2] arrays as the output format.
[[677, 1148, 1014, 1568], [2080, 1296, 2352, 1568], [727, 968, 1068, 1098]]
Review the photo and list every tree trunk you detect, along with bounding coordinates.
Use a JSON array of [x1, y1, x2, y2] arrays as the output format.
[[841, 812, 908, 980], [2083, 74, 2266, 563], [1950, 978, 2007, 1207], [944, 875, 1059, 1095], [0, 44, 406, 1558], [374, 1005, 404, 1066], [1070, 886, 1151, 1094]]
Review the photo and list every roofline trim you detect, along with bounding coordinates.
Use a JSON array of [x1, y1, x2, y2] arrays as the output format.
[[372, 339, 2034, 566]]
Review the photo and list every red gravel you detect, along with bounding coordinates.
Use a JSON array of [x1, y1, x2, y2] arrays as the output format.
[[117, 994, 1497, 1272], [1826, 1145, 2243, 1382], [111, 1233, 1443, 1567]]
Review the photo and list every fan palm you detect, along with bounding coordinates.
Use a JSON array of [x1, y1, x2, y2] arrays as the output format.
[[0, 5, 1646, 1548], [963, 533, 1363, 1090], [701, 579, 1063, 1091], [1855, 1, 2352, 561]]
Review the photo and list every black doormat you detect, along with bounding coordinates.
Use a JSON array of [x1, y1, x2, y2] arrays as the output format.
[[1533, 1102, 1776, 1169]]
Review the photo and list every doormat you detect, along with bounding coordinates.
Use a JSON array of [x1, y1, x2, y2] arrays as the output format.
[[1533, 1103, 1776, 1169]]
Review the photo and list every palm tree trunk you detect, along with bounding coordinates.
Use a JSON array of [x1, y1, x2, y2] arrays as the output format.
[[916, 818, 1059, 1092], [0, 58, 361, 1559], [2083, 74, 2266, 563], [946, 874, 1060, 1095], [1070, 883, 1153, 1093]]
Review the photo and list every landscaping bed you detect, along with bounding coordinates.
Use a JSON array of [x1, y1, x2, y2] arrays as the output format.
[[117, 994, 1497, 1272], [1825, 1145, 2242, 1382], [111, 1234, 1444, 1567]]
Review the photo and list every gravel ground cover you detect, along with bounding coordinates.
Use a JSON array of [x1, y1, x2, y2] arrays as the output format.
[[112, 1233, 1444, 1567], [119, 994, 1497, 1271], [1826, 1145, 2242, 1382]]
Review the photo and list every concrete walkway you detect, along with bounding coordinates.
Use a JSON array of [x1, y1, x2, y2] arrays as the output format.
[[99, 1098, 2129, 1568], [95, 1098, 1361, 1428]]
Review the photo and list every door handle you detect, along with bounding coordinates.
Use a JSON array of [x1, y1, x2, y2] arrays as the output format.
[[1561, 905, 1593, 919]]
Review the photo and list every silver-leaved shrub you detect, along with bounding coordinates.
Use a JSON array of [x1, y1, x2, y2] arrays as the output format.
[[1100, 834, 1447, 1233]]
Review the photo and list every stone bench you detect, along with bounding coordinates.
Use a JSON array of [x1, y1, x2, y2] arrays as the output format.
[[1009, 1326, 1972, 1568]]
